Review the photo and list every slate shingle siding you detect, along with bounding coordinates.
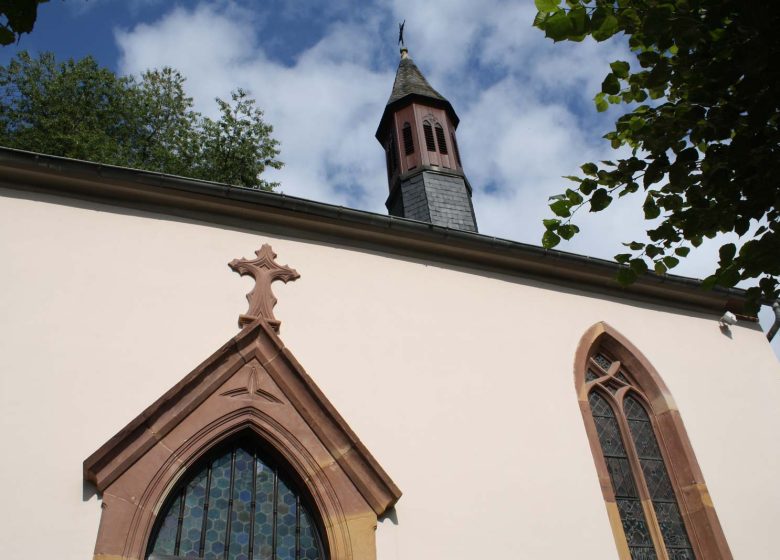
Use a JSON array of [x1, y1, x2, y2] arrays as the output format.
[[394, 171, 477, 232]]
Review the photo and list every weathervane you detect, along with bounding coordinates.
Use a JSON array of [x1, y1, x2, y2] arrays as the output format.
[[398, 20, 405, 47]]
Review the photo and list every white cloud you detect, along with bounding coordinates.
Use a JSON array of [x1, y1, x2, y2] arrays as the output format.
[[113, 1, 779, 357]]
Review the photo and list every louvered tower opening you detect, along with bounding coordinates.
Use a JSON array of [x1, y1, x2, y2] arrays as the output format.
[[435, 124, 447, 154], [423, 121, 436, 152], [402, 122, 414, 155]]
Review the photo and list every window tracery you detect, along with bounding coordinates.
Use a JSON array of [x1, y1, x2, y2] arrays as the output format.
[[586, 356, 694, 559], [576, 323, 732, 560]]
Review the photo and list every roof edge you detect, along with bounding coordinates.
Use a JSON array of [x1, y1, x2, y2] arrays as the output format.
[[0, 147, 751, 316]]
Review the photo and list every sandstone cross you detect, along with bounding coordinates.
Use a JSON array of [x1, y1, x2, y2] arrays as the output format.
[[229, 244, 300, 331]]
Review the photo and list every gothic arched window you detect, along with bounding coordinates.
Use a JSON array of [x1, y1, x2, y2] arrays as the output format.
[[147, 435, 325, 560], [576, 323, 732, 560]]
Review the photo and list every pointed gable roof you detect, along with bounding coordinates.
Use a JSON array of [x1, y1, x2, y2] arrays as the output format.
[[83, 317, 401, 516], [376, 49, 459, 140], [386, 55, 446, 105]]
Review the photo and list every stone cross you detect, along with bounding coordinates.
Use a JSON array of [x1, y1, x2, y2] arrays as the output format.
[[229, 244, 300, 331]]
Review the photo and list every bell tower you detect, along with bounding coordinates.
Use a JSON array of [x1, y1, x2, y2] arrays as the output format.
[[376, 47, 478, 232]]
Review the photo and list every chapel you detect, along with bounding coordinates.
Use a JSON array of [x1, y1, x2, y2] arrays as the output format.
[[0, 47, 778, 560]]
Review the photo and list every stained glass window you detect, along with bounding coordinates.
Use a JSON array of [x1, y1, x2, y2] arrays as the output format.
[[593, 353, 613, 372], [147, 438, 325, 560], [589, 392, 657, 560], [586, 352, 697, 559], [625, 396, 695, 559]]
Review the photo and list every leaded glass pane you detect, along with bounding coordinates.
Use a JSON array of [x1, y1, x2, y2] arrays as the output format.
[[654, 502, 693, 551], [589, 391, 615, 418], [624, 396, 695, 558], [617, 499, 655, 554], [615, 371, 630, 384], [595, 415, 628, 457], [276, 479, 297, 560], [590, 392, 656, 559], [204, 452, 232, 558], [253, 459, 275, 560], [593, 353, 613, 372], [147, 439, 325, 560], [585, 369, 600, 382], [151, 492, 181, 557], [228, 447, 254, 560], [299, 508, 323, 560], [178, 467, 207, 557]]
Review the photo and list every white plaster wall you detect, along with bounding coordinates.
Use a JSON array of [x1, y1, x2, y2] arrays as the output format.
[[1, 188, 778, 559]]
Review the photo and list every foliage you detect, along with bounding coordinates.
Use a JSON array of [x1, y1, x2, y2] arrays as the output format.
[[0, 51, 282, 190], [0, 0, 47, 45], [533, 0, 780, 310]]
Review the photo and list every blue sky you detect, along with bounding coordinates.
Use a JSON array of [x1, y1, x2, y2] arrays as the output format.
[[4, 0, 779, 351]]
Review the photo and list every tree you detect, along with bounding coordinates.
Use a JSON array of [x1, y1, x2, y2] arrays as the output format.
[[1, 0, 47, 46], [0, 51, 282, 190], [533, 0, 779, 311]]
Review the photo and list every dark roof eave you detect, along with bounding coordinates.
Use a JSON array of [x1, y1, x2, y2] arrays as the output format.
[[0, 147, 751, 316]]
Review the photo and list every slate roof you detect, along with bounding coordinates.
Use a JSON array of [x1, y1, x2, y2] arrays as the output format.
[[386, 55, 447, 106]]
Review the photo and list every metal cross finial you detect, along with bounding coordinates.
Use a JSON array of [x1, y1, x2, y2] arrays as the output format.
[[229, 244, 300, 332], [398, 20, 405, 46]]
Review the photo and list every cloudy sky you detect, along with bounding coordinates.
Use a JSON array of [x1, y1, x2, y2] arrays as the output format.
[[3, 0, 778, 351]]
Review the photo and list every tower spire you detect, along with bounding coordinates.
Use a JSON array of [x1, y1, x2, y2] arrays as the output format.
[[375, 48, 478, 232]]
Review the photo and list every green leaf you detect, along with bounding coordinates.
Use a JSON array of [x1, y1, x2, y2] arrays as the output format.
[[543, 11, 575, 41], [580, 178, 597, 195], [625, 241, 645, 250], [674, 247, 690, 257], [594, 93, 609, 112], [563, 175, 582, 182], [543, 218, 561, 230], [615, 253, 631, 264], [645, 245, 662, 258], [601, 73, 620, 95], [568, 6, 589, 37], [717, 265, 741, 287], [550, 199, 572, 217], [719, 243, 736, 264], [542, 229, 561, 249], [734, 217, 750, 236], [565, 188, 583, 204], [581, 162, 598, 176], [701, 275, 718, 291], [643, 197, 660, 219], [589, 188, 613, 211], [609, 61, 630, 79], [534, 0, 559, 12], [662, 256, 679, 269], [0, 26, 14, 46], [616, 267, 638, 286], [654, 262, 668, 275], [629, 258, 648, 275], [559, 224, 580, 240], [592, 14, 619, 41]]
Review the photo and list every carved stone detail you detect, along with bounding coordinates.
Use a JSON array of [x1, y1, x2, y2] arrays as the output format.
[[220, 362, 283, 404], [229, 244, 300, 331]]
